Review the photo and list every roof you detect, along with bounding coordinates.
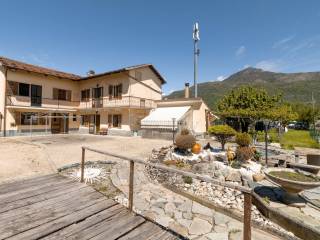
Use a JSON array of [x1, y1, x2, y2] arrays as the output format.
[[0, 56, 166, 84], [0, 56, 81, 80], [80, 63, 166, 84], [141, 106, 190, 129], [157, 97, 211, 110]]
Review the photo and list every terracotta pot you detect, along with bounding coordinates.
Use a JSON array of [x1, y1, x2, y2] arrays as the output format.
[[192, 143, 201, 154]]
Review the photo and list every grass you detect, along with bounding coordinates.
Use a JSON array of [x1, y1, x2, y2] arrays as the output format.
[[269, 171, 320, 182], [256, 129, 319, 149], [280, 130, 320, 150]]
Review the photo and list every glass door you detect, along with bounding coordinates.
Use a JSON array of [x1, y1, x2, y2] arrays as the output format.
[[31, 85, 42, 107]]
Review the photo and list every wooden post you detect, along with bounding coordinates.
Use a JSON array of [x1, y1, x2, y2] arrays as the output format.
[[243, 192, 252, 240], [80, 147, 85, 183], [128, 161, 134, 211]]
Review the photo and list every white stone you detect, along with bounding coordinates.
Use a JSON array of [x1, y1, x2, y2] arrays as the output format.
[[188, 217, 212, 235], [164, 202, 176, 217], [192, 202, 213, 216], [156, 216, 173, 228], [205, 232, 228, 240], [214, 212, 230, 225]]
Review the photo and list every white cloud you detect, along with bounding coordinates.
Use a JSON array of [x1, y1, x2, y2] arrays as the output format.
[[235, 46, 246, 56], [255, 60, 282, 72], [216, 75, 226, 81], [272, 35, 295, 49]]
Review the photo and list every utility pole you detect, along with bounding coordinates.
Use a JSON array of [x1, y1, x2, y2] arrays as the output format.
[[193, 22, 200, 98]]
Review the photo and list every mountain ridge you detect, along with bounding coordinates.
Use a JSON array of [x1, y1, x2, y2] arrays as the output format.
[[166, 67, 320, 110]]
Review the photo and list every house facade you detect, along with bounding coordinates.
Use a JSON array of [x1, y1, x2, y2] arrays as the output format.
[[0, 57, 165, 136]]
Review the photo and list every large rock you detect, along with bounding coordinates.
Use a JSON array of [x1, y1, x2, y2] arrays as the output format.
[[225, 170, 242, 182], [192, 202, 214, 216], [189, 217, 213, 235]]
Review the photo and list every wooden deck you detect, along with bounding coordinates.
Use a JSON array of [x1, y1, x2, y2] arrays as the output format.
[[0, 174, 180, 240]]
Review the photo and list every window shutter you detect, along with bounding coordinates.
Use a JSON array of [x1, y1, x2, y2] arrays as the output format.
[[119, 114, 122, 127], [119, 84, 122, 99], [108, 85, 113, 100], [53, 88, 59, 100], [108, 114, 112, 127], [66, 90, 72, 101], [7, 81, 18, 95]]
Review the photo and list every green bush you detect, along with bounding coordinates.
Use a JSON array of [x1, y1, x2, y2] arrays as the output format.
[[236, 146, 254, 162], [208, 125, 236, 150], [175, 134, 196, 150], [182, 176, 193, 184], [236, 133, 252, 147]]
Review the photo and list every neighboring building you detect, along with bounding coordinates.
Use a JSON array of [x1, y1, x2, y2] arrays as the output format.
[[0, 57, 165, 136], [141, 83, 214, 138]]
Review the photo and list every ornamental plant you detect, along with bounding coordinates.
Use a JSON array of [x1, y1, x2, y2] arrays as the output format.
[[175, 131, 196, 151], [235, 132, 252, 147], [208, 125, 236, 150]]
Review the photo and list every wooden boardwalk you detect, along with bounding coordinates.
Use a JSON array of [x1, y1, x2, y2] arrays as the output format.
[[0, 174, 180, 240]]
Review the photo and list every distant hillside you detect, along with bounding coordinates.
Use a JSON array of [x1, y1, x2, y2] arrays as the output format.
[[167, 67, 320, 110]]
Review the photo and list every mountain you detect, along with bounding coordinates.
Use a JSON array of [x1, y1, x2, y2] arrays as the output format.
[[166, 67, 320, 110]]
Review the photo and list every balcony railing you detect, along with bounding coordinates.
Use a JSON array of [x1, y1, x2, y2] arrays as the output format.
[[6, 95, 79, 109], [79, 96, 156, 109], [6, 95, 157, 110]]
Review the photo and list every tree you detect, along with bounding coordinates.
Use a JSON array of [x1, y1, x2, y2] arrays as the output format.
[[208, 125, 236, 150], [291, 103, 320, 126], [217, 86, 297, 130]]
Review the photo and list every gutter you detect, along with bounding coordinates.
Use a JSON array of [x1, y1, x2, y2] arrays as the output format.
[[2, 66, 7, 137]]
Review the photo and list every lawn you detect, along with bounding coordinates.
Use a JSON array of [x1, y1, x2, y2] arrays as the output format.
[[280, 130, 319, 149], [256, 129, 319, 149]]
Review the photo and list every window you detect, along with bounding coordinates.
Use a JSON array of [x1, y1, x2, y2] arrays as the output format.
[[108, 114, 121, 128], [108, 84, 122, 99], [81, 89, 90, 101], [80, 115, 90, 127], [92, 87, 103, 98], [20, 112, 38, 125], [73, 114, 77, 122], [19, 83, 30, 96], [7, 81, 30, 96], [53, 88, 71, 101]]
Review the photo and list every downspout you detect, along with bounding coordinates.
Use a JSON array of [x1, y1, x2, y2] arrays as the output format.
[[3, 67, 8, 137]]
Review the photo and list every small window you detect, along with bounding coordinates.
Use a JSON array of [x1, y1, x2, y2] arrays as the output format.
[[81, 89, 90, 101], [53, 88, 72, 101], [108, 114, 121, 128], [19, 83, 30, 97], [73, 114, 77, 122], [108, 84, 122, 99]]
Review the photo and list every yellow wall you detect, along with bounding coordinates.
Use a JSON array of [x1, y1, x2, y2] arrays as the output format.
[[0, 66, 6, 132]]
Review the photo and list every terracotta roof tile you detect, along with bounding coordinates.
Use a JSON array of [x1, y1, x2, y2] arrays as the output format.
[[0, 56, 81, 80]]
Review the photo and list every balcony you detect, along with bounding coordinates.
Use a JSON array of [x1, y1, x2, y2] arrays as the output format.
[[79, 96, 156, 109], [6, 95, 79, 110]]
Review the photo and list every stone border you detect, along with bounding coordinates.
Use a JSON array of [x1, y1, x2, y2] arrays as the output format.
[[252, 191, 319, 240], [57, 160, 117, 172], [163, 184, 300, 240]]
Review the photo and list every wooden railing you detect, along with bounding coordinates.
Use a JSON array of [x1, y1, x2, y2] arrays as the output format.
[[81, 146, 253, 240]]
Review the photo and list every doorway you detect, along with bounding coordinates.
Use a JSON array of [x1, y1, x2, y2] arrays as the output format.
[[31, 85, 42, 107], [89, 114, 100, 134], [51, 113, 69, 134]]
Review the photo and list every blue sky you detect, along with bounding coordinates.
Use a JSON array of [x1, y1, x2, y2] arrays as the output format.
[[1, 0, 320, 94]]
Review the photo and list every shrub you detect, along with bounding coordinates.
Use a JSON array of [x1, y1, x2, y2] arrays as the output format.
[[175, 134, 196, 150], [236, 146, 254, 162], [208, 125, 236, 150], [182, 176, 193, 184], [180, 128, 190, 135], [236, 133, 252, 147]]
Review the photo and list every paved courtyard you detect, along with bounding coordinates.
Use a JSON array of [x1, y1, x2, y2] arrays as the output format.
[[0, 134, 171, 183]]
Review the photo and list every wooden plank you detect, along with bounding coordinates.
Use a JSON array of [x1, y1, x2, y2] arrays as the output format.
[[128, 161, 134, 211], [8, 199, 118, 240], [0, 177, 76, 204], [243, 192, 252, 240], [0, 190, 103, 238], [90, 214, 146, 240], [0, 185, 97, 223], [0, 174, 66, 193], [65, 210, 132, 239], [0, 181, 88, 214], [42, 204, 124, 240], [117, 221, 168, 240]]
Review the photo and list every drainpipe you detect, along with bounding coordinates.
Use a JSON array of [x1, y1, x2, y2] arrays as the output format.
[[3, 67, 8, 137]]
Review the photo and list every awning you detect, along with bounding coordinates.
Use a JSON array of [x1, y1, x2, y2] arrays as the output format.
[[141, 106, 190, 129]]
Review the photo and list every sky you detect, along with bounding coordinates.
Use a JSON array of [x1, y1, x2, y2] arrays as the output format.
[[1, 0, 320, 95]]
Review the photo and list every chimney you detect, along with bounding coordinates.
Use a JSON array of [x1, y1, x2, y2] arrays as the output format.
[[184, 83, 190, 98], [87, 70, 95, 76]]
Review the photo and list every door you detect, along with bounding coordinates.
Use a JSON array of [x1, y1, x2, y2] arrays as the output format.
[[88, 114, 100, 134], [31, 85, 42, 107], [51, 113, 69, 134]]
